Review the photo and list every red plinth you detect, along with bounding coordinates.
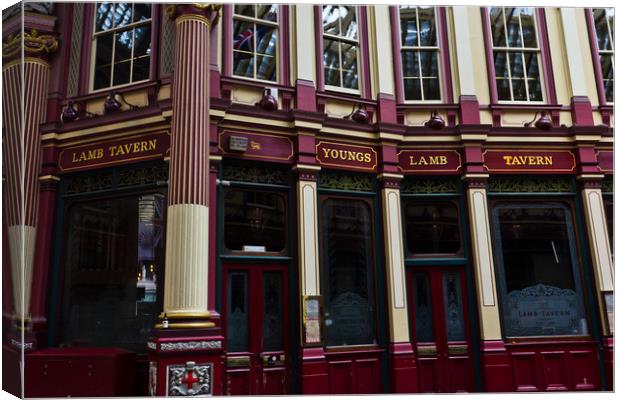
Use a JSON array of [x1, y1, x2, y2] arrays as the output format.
[[3, 344, 21, 397], [480, 340, 514, 392], [603, 336, 613, 391], [299, 346, 329, 394], [388, 342, 418, 393], [24, 347, 136, 397], [148, 327, 225, 396]]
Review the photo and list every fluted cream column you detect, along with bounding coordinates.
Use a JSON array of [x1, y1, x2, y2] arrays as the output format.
[[161, 4, 220, 327], [294, 165, 322, 298], [380, 179, 409, 343], [2, 30, 57, 331], [464, 177, 503, 340], [579, 176, 614, 335]]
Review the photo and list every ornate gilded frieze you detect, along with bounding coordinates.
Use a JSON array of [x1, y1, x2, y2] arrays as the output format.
[[3, 29, 58, 61], [318, 171, 374, 192], [222, 165, 289, 185], [401, 177, 460, 194], [488, 176, 573, 193]]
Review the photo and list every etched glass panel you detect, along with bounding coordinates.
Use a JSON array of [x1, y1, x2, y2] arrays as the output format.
[[322, 199, 376, 346], [495, 204, 588, 337], [227, 272, 249, 352], [442, 272, 465, 341], [224, 189, 286, 253], [412, 273, 434, 342], [262, 272, 283, 351]]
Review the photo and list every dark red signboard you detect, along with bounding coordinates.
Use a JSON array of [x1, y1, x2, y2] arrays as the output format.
[[316, 141, 378, 172], [218, 131, 294, 162], [597, 150, 613, 173], [398, 150, 462, 174], [58, 131, 170, 172], [483, 149, 576, 174]]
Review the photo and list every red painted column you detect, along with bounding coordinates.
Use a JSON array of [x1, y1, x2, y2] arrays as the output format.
[[148, 5, 225, 397]]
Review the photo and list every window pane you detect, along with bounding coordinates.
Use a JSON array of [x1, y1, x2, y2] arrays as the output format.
[[256, 55, 276, 81], [325, 67, 341, 87], [133, 26, 151, 58], [60, 195, 165, 352], [322, 5, 341, 35], [233, 51, 254, 78], [262, 272, 283, 351], [418, 7, 436, 47], [339, 6, 358, 40], [600, 54, 614, 80], [133, 3, 151, 23], [227, 272, 249, 352], [496, 78, 511, 100], [234, 4, 254, 18], [511, 78, 527, 101], [509, 52, 524, 79], [594, 9, 612, 51], [412, 273, 434, 342], [95, 2, 115, 32], [422, 78, 440, 100], [505, 8, 522, 47], [341, 42, 358, 89], [113, 2, 132, 28], [404, 78, 422, 100], [405, 202, 460, 254], [520, 8, 537, 48], [113, 60, 131, 86], [224, 190, 286, 252], [402, 50, 420, 78], [419, 50, 438, 77], [257, 4, 278, 22], [604, 199, 613, 252], [528, 78, 543, 101], [442, 272, 465, 341], [233, 20, 255, 53], [495, 205, 588, 337], [94, 34, 113, 89], [115, 30, 133, 62], [490, 7, 506, 47], [494, 51, 509, 78], [323, 38, 341, 70], [604, 79, 613, 103], [132, 56, 150, 82], [256, 25, 277, 57], [322, 199, 376, 346], [400, 6, 418, 46]]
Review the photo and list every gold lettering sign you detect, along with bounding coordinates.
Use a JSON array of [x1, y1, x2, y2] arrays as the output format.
[[502, 155, 553, 166], [316, 141, 378, 172], [409, 155, 448, 166], [321, 147, 373, 163], [69, 139, 158, 164]]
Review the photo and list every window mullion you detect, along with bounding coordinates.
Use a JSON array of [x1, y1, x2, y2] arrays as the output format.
[[253, 23, 257, 79], [110, 32, 117, 87], [521, 51, 530, 101], [505, 51, 514, 101]]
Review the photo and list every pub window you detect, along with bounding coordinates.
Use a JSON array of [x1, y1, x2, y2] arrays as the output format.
[[403, 201, 461, 255], [60, 193, 165, 352], [592, 8, 614, 103], [493, 203, 588, 337], [322, 5, 360, 92], [488, 7, 543, 102], [223, 189, 286, 253], [399, 6, 441, 101], [321, 197, 376, 346], [232, 4, 279, 82], [92, 2, 152, 90]]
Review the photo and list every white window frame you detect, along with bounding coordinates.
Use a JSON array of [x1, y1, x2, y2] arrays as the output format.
[[592, 8, 614, 104], [322, 5, 361, 95], [90, 2, 152, 93]]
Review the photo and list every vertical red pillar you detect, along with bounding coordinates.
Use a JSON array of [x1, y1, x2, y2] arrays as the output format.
[[147, 5, 225, 396]]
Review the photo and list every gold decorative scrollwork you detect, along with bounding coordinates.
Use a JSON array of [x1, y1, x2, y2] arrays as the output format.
[[166, 3, 222, 21], [3, 29, 58, 60]]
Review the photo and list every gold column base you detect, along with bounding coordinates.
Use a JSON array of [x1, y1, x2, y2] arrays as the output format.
[[155, 311, 215, 329]]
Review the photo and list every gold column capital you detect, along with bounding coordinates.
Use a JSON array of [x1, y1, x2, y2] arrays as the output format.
[[2, 28, 58, 62], [166, 4, 222, 26]]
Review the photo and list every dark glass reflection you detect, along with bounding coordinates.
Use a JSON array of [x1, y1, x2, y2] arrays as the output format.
[[227, 272, 249, 352], [442, 272, 465, 341], [232, 14, 278, 82], [224, 190, 286, 252], [60, 194, 165, 352], [405, 202, 460, 254], [495, 204, 587, 336], [412, 273, 434, 342], [262, 272, 284, 351], [322, 199, 376, 346], [604, 199, 613, 253]]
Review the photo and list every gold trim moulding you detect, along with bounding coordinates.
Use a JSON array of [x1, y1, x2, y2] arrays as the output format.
[[416, 345, 437, 356], [159, 311, 211, 319], [448, 345, 469, 355], [155, 321, 215, 329], [227, 356, 251, 368]]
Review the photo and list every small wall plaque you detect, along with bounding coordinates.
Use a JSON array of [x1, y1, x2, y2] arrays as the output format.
[[302, 295, 323, 346], [229, 135, 248, 152]]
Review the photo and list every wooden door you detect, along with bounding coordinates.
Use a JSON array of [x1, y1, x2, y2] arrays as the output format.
[[224, 264, 290, 395], [407, 266, 474, 393]]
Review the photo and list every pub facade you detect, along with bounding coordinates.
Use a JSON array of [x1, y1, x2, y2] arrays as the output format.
[[2, 2, 614, 396]]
